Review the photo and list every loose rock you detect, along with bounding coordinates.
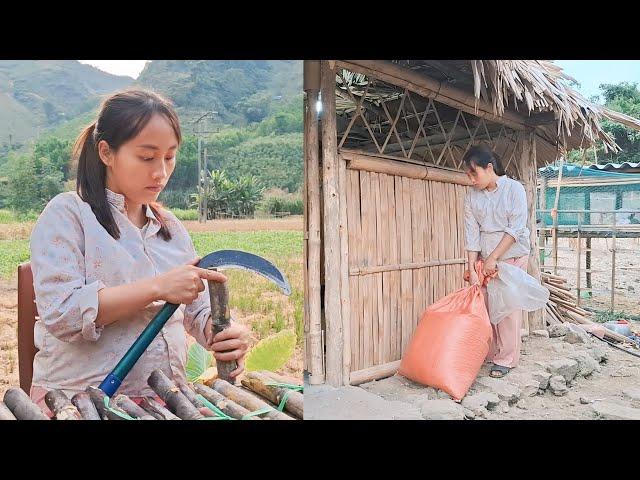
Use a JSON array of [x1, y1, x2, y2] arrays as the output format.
[[591, 401, 640, 420], [551, 343, 575, 355], [568, 351, 600, 377], [549, 375, 568, 396], [531, 371, 552, 390], [532, 329, 549, 338], [475, 377, 521, 405], [564, 327, 591, 345], [549, 324, 569, 338], [546, 358, 579, 382], [461, 392, 499, 411]]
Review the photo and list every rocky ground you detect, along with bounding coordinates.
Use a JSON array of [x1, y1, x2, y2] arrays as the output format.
[[304, 324, 640, 420]]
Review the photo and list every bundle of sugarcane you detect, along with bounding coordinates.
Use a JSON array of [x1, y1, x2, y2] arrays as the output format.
[[541, 272, 630, 344], [0, 369, 303, 420]]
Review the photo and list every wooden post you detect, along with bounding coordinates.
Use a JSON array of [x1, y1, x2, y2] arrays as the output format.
[[611, 216, 616, 311], [520, 132, 544, 331], [539, 174, 547, 267], [586, 237, 592, 295], [338, 156, 352, 384], [552, 157, 564, 276], [304, 60, 324, 385], [302, 87, 310, 378], [612, 188, 622, 311], [585, 191, 592, 296], [576, 212, 582, 307], [320, 60, 343, 386]]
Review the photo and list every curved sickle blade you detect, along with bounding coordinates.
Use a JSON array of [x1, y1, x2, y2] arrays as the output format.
[[197, 249, 291, 296]]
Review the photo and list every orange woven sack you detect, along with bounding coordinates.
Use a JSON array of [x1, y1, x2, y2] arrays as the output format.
[[398, 261, 493, 401]]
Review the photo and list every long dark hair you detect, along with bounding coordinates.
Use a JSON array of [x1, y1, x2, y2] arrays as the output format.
[[462, 144, 505, 176], [73, 89, 181, 241]]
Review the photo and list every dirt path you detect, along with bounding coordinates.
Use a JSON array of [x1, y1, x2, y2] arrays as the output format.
[[181, 216, 302, 232], [0, 280, 18, 398], [548, 237, 640, 315], [305, 329, 640, 420]]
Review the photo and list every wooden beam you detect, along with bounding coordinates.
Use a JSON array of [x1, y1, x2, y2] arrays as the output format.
[[349, 361, 402, 385], [382, 123, 505, 157], [525, 111, 557, 126], [520, 132, 545, 331], [342, 150, 472, 186], [552, 157, 565, 275], [304, 64, 324, 385], [336, 60, 529, 132], [336, 60, 564, 167], [320, 60, 344, 386], [303, 60, 321, 91], [349, 258, 467, 276], [303, 89, 310, 379], [338, 155, 352, 385]]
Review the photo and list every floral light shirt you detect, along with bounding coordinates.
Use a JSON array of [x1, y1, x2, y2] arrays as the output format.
[[29, 188, 213, 398]]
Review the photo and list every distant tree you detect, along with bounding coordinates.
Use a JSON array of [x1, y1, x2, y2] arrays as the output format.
[[598, 82, 640, 164], [33, 137, 74, 179], [189, 170, 264, 218], [6, 151, 64, 212]]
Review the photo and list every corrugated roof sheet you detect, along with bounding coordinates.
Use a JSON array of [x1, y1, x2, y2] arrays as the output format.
[[588, 162, 640, 172]]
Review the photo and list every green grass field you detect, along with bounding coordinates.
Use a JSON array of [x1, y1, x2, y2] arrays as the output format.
[[0, 209, 39, 223], [0, 229, 303, 345]]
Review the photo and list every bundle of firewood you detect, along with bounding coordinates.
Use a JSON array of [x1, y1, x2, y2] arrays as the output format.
[[0, 370, 303, 420], [542, 272, 630, 344]]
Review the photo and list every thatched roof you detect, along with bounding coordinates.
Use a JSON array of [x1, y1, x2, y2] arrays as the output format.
[[334, 60, 640, 168]]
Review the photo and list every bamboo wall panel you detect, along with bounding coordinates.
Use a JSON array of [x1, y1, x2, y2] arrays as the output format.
[[342, 154, 468, 377]]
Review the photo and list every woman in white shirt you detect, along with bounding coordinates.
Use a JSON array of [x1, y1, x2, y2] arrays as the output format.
[[462, 145, 531, 378], [29, 89, 250, 413]]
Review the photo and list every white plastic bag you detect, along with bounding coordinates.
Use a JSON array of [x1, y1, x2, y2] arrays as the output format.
[[486, 261, 550, 325]]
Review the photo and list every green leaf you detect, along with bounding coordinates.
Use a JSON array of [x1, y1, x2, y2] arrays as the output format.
[[185, 342, 212, 382], [244, 329, 296, 373]]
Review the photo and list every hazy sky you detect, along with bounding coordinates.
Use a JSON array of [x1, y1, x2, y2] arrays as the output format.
[[554, 60, 640, 102], [79, 60, 149, 79], [77, 60, 640, 100]]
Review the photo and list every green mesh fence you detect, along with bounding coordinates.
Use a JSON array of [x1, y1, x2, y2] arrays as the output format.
[[536, 162, 640, 315]]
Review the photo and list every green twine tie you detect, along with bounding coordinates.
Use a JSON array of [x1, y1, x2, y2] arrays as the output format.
[[102, 396, 137, 420], [241, 406, 274, 420], [195, 394, 235, 420], [264, 381, 303, 412]]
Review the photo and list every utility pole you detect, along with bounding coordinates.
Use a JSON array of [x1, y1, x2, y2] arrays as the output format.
[[203, 146, 208, 220], [193, 111, 218, 223], [197, 134, 203, 222]]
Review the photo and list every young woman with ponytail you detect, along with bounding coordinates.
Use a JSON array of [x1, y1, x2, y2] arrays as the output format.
[[29, 89, 250, 414], [462, 145, 531, 378]]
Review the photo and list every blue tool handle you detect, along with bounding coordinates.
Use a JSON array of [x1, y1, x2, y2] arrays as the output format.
[[98, 302, 180, 397]]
